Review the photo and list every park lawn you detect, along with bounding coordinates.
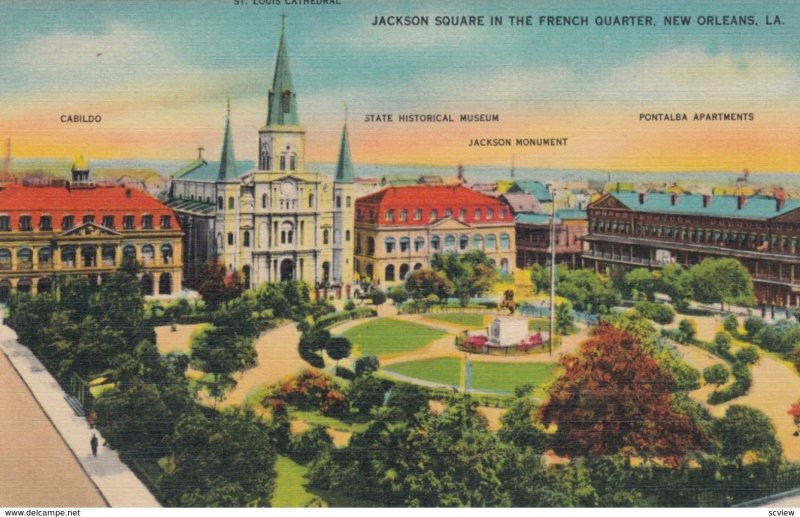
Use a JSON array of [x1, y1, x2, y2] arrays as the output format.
[[384, 357, 556, 394], [272, 455, 317, 507], [528, 318, 549, 332], [342, 318, 448, 357], [290, 409, 371, 433], [423, 313, 486, 329]]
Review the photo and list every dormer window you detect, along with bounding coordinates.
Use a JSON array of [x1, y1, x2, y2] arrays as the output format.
[[122, 215, 134, 230], [83, 214, 94, 225], [141, 215, 153, 229], [399, 209, 407, 222], [19, 215, 31, 231], [430, 209, 438, 221], [385, 209, 394, 222], [39, 216, 52, 231], [413, 209, 422, 220], [102, 216, 114, 229], [444, 209, 452, 218], [62, 216, 74, 230]]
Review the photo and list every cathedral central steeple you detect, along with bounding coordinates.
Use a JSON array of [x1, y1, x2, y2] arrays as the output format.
[[218, 98, 237, 181], [266, 17, 299, 126]]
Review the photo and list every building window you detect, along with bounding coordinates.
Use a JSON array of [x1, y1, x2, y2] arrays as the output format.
[[262, 194, 269, 208], [122, 215, 134, 230], [0, 249, 10, 269], [308, 194, 314, 208], [445, 209, 452, 218], [474, 209, 481, 219], [385, 264, 395, 282], [431, 236, 440, 250], [400, 237, 410, 252], [39, 216, 52, 231], [38, 247, 53, 267], [323, 229, 330, 245], [141, 244, 155, 264], [430, 209, 438, 221], [346, 196, 351, 208], [444, 234, 456, 249], [472, 234, 483, 249], [228, 197, 234, 210], [385, 210, 394, 222], [243, 231, 251, 247], [290, 154, 296, 171], [499, 209, 506, 218], [345, 230, 351, 242], [228, 232, 234, 246], [141, 215, 153, 229], [280, 222, 294, 244], [385, 237, 395, 253], [486, 234, 497, 249], [61, 247, 76, 267], [102, 215, 114, 229], [217, 196, 223, 209], [19, 216, 31, 231], [17, 248, 32, 269], [83, 214, 94, 225], [399, 209, 407, 222], [459, 235, 468, 250], [336, 196, 341, 208], [458, 209, 466, 220], [413, 209, 422, 220], [61, 216, 74, 230], [160, 215, 171, 229], [500, 233, 510, 250], [487, 209, 494, 219], [414, 237, 425, 252], [123, 245, 136, 260], [280, 155, 286, 171], [281, 90, 291, 113]]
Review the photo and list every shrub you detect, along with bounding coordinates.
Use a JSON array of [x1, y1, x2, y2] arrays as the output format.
[[723, 314, 739, 336], [344, 299, 356, 311], [369, 290, 387, 306], [288, 425, 332, 465], [708, 361, 752, 404], [634, 301, 675, 324], [735, 346, 759, 365], [350, 307, 377, 320], [712, 331, 733, 361], [387, 286, 410, 305], [347, 375, 389, 415], [270, 370, 347, 416], [743, 316, 766, 341], [317, 310, 352, 329], [354, 355, 380, 377], [675, 318, 697, 344], [703, 364, 730, 390]]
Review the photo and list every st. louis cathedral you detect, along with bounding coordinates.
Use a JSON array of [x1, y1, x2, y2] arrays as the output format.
[[168, 20, 355, 293]]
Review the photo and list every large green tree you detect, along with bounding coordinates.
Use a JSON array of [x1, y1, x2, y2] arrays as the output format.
[[405, 268, 453, 302], [689, 258, 754, 310], [431, 251, 495, 306]]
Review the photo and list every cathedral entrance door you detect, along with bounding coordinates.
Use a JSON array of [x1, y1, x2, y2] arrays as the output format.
[[280, 259, 294, 282]]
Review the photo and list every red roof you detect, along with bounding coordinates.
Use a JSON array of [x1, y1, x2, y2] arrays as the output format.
[[356, 185, 513, 227], [0, 183, 178, 231]]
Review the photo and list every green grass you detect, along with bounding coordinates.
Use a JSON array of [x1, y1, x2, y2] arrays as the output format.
[[423, 313, 486, 328], [272, 455, 317, 507], [342, 318, 448, 357], [290, 409, 371, 433], [384, 357, 556, 394], [528, 318, 549, 332]]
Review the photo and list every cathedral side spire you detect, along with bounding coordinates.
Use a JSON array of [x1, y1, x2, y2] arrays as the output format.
[[218, 97, 237, 181], [335, 106, 354, 183], [266, 18, 299, 126]]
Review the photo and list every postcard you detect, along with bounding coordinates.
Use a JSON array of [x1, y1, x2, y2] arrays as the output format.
[[1, 0, 800, 511]]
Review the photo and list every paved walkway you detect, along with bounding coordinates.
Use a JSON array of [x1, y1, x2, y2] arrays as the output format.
[[0, 325, 160, 507]]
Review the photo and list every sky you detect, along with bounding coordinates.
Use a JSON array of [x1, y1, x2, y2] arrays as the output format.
[[1, 0, 798, 172]]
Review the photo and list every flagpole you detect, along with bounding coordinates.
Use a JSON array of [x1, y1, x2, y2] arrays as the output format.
[[549, 191, 556, 357]]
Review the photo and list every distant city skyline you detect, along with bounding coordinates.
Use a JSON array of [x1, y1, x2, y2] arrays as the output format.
[[1, 0, 798, 171]]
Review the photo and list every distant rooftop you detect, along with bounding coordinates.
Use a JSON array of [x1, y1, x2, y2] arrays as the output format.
[[609, 192, 800, 219]]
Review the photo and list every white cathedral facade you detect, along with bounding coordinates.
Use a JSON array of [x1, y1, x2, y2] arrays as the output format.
[[168, 21, 355, 292]]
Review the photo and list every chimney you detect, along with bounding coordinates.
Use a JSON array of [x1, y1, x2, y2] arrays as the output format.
[[737, 195, 746, 210], [670, 193, 678, 206], [775, 188, 786, 212], [702, 194, 711, 208], [638, 192, 647, 205]]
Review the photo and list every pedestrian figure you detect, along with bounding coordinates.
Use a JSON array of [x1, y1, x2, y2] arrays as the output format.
[[90, 434, 98, 457]]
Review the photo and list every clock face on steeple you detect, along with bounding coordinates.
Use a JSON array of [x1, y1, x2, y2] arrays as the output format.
[[280, 179, 296, 196]]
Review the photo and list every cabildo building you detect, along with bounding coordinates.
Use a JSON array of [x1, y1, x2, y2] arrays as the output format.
[[0, 157, 183, 303]]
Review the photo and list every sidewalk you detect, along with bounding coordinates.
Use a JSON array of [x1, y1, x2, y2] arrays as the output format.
[[0, 324, 160, 507]]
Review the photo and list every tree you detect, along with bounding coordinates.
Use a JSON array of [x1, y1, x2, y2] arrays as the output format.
[[348, 375, 388, 415], [198, 260, 242, 310], [675, 318, 697, 344], [405, 268, 452, 302], [624, 268, 658, 301], [555, 300, 575, 335], [530, 264, 567, 294], [162, 409, 277, 507], [326, 336, 352, 366], [387, 285, 410, 304], [386, 383, 429, 421], [190, 326, 257, 405], [354, 355, 380, 377], [556, 269, 620, 314], [689, 258, 754, 310], [497, 396, 549, 451], [702, 364, 730, 391], [431, 251, 495, 307], [658, 264, 694, 311], [369, 289, 387, 306], [718, 405, 782, 470], [723, 314, 740, 336], [540, 323, 705, 463]]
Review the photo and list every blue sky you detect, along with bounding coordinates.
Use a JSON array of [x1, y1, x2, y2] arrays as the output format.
[[1, 0, 798, 170]]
